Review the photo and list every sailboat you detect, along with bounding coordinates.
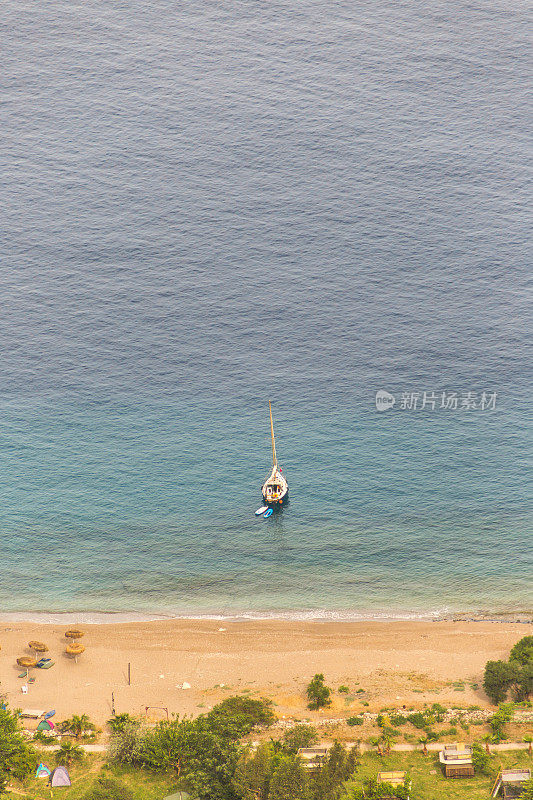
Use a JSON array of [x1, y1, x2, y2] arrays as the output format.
[[261, 401, 289, 507]]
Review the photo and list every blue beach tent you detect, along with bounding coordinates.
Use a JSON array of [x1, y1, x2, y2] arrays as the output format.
[[36, 763, 51, 778]]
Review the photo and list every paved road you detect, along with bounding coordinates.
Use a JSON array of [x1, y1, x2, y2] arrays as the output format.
[[38, 741, 532, 754]]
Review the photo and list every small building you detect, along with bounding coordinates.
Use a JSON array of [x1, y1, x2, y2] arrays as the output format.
[[297, 746, 329, 771], [377, 771, 411, 799], [491, 769, 532, 798], [377, 771, 407, 787], [438, 743, 474, 778]]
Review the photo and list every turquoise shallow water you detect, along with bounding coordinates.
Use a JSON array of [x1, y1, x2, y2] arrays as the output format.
[[1, 0, 531, 617]]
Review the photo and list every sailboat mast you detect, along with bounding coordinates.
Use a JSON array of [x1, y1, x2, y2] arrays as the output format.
[[269, 400, 277, 467]]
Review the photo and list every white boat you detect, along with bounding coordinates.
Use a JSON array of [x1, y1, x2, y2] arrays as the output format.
[[261, 401, 289, 507]]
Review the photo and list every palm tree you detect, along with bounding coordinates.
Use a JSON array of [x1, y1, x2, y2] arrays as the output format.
[[55, 740, 84, 766], [62, 713, 94, 739]]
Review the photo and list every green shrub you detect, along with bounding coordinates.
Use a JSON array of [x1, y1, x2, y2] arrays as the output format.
[[347, 777, 410, 799], [489, 702, 515, 742], [389, 714, 408, 726], [520, 778, 533, 800], [406, 712, 427, 729], [107, 713, 137, 734], [472, 741, 490, 775], [347, 716, 364, 726], [338, 685, 350, 694]]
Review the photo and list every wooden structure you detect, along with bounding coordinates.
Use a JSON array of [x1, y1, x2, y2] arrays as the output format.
[[297, 746, 329, 772], [438, 743, 474, 778], [491, 769, 531, 798]]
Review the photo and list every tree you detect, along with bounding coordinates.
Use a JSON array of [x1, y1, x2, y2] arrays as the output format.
[[512, 662, 533, 701], [509, 636, 533, 666], [483, 637, 533, 706], [233, 742, 274, 800], [141, 716, 241, 800], [282, 724, 319, 753], [109, 695, 274, 800], [59, 713, 96, 739], [306, 674, 332, 710], [83, 777, 134, 800], [269, 755, 309, 800], [55, 740, 84, 766], [206, 696, 275, 738], [483, 660, 519, 704], [312, 741, 358, 800], [0, 707, 37, 792], [108, 718, 146, 765]]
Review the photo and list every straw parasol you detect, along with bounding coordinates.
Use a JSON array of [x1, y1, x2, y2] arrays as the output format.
[[28, 641, 48, 657], [17, 656, 37, 677], [65, 629, 84, 641], [66, 642, 85, 663], [17, 656, 37, 668]]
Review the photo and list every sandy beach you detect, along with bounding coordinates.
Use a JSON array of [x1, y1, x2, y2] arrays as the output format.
[[0, 619, 530, 726]]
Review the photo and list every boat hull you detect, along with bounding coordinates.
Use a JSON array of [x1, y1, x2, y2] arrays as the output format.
[[261, 488, 289, 507]]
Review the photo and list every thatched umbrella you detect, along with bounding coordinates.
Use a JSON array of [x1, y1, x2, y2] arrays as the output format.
[[66, 642, 85, 663], [17, 656, 37, 668], [28, 641, 48, 658], [65, 629, 84, 642], [17, 655, 37, 678]]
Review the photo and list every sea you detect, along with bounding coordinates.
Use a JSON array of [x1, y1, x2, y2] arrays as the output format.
[[2, 0, 531, 621]]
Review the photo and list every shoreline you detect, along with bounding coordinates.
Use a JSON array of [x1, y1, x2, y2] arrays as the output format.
[[0, 609, 531, 625]]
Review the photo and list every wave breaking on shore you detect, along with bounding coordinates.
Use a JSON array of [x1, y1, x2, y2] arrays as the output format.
[[0, 608, 531, 625]]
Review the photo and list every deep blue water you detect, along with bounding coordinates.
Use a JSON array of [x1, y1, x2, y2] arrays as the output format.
[[1, 0, 531, 617]]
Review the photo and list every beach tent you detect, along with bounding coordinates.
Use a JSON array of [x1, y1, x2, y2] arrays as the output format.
[[36, 763, 51, 779], [36, 718, 54, 731], [49, 766, 71, 787]]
